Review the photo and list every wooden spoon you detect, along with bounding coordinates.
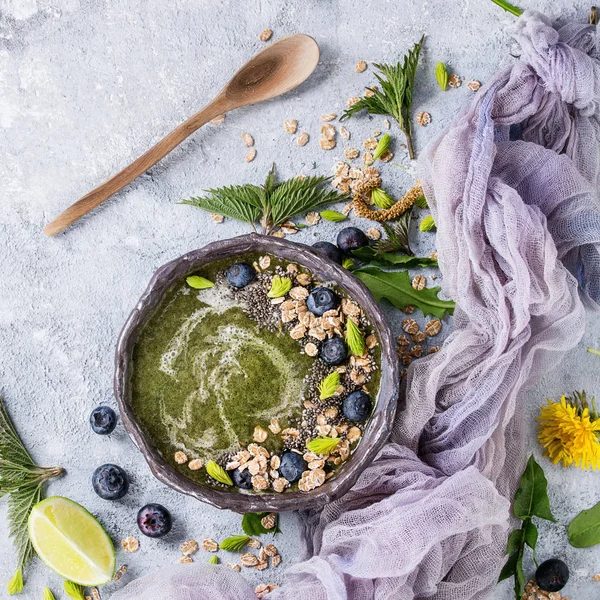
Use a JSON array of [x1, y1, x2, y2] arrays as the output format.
[[43, 34, 320, 236]]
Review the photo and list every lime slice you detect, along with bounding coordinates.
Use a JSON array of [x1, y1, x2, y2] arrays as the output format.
[[28, 496, 116, 586]]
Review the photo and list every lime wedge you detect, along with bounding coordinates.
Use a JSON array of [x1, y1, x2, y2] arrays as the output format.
[[28, 497, 116, 586]]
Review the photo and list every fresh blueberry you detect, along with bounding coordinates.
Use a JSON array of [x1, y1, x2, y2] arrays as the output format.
[[336, 227, 369, 253], [226, 262, 256, 288], [343, 390, 372, 423], [231, 467, 253, 490], [307, 286, 339, 316], [312, 241, 344, 265], [279, 451, 307, 483], [320, 337, 347, 365], [137, 503, 172, 538], [90, 406, 117, 435], [92, 464, 129, 500], [535, 559, 569, 593]]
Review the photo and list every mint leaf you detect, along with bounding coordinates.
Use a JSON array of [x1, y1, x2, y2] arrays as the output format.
[[353, 267, 454, 319], [220, 535, 250, 551], [320, 210, 347, 223], [513, 455, 556, 522], [568, 501, 600, 547], [186, 275, 214, 289]]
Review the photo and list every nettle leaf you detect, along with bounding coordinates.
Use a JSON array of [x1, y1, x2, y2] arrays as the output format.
[[267, 276, 292, 298], [435, 62, 449, 91], [513, 455, 556, 522], [352, 247, 438, 269], [241, 512, 281, 536], [414, 194, 429, 208], [220, 535, 250, 552], [208, 555, 219, 565], [306, 437, 340, 455], [186, 275, 214, 290], [64, 581, 85, 600], [346, 317, 366, 356], [320, 210, 347, 223], [419, 215, 436, 232], [568, 501, 600, 548], [371, 188, 395, 209], [318, 372, 340, 400], [6, 569, 23, 595], [206, 461, 233, 486], [353, 267, 455, 319], [44, 588, 56, 600]]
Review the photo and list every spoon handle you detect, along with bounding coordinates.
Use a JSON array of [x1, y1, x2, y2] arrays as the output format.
[[43, 97, 229, 236]]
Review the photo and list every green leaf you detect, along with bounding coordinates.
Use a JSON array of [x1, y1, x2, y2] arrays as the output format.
[[266, 276, 292, 298], [498, 552, 518, 582], [186, 275, 214, 290], [523, 519, 538, 565], [43, 588, 56, 600], [7, 569, 23, 595], [241, 512, 281, 536], [220, 535, 250, 551], [208, 555, 219, 565], [514, 547, 525, 597], [318, 372, 340, 400], [352, 247, 438, 269], [513, 455, 556, 522], [435, 62, 448, 91], [490, 0, 524, 17], [306, 437, 340, 455], [505, 529, 523, 555], [346, 318, 366, 356], [568, 501, 600, 547], [414, 194, 428, 209], [342, 257, 355, 270], [206, 460, 233, 486], [353, 267, 455, 319], [373, 134, 391, 160], [371, 188, 395, 209], [374, 213, 413, 255], [64, 581, 85, 600], [419, 215, 436, 232], [320, 210, 347, 223], [181, 185, 264, 225]]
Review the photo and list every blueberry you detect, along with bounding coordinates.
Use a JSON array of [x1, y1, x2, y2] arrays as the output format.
[[336, 227, 369, 252], [279, 451, 307, 483], [535, 559, 569, 593], [231, 467, 253, 490], [137, 503, 172, 538], [307, 286, 339, 316], [226, 262, 256, 288], [92, 464, 129, 500], [90, 406, 117, 435], [320, 337, 347, 365], [343, 390, 372, 423], [312, 241, 344, 265]]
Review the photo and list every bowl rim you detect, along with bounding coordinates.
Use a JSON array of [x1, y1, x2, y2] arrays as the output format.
[[114, 232, 399, 513]]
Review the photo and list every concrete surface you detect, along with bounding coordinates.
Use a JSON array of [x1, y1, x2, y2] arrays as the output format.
[[1, 0, 599, 598]]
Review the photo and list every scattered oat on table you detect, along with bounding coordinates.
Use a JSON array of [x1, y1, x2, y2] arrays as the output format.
[[412, 275, 427, 290], [241, 552, 260, 567], [344, 147, 359, 160], [261, 513, 277, 530], [92, 589, 101, 600], [448, 73, 462, 88], [425, 319, 442, 336], [363, 137, 377, 150], [113, 565, 127, 582], [271, 554, 281, 567], [319, 139, 337, 151], [321, 113, 337, 121], [365, 86, 377, 97], [210, 214, 224, 224], [416, 111, 431, 126], [255, 583, 278, 599], [366, 227, 381, 240], [121, 537, 139, 553], [401, 305, 416, 314], [467, 79, 481, 92], [346, 96, 360, 107], [362, 152, 374, 166], [271, 231, 285, 238], [259, 29, 273, 41], [181, 540, 199, 556], [248, 538, 262, 549], [284, 119, 297, 134], [211, 114, 225, 125], [430, 251, 438, 260], [355, 60, 367, 73], [174, 451, 188, 464], [296, 132, 309, 147], [245, 149, 257, 162], [383, 119, 391, 130], [202, 537, 219, 552], [179, 554, 193, 564], [306, 211, 321, 226], [402, 318, 419, 335], [242, 132, 255, 147], [379, 150, 393, 162]]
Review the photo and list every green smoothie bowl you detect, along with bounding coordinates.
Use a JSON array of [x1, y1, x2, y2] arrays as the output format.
[[114, 233, 398, 512]]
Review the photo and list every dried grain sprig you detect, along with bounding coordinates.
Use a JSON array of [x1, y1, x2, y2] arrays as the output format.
[[352, 184, 422, 223]]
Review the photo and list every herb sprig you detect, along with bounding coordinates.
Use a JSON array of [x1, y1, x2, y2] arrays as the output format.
[[0, 398, 64, 593], [181, 166, 347, 235], [341, 36, 425, 159], [374, 211, 413, 255]]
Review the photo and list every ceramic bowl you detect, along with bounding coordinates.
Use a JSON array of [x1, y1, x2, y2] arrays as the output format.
[[115, 233, 398, 513]]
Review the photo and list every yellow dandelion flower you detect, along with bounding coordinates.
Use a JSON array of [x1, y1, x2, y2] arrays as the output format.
[[537, 392, 600, 471]]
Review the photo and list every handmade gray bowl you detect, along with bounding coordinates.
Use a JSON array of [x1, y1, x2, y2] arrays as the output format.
[[114, 233, 398, 513]]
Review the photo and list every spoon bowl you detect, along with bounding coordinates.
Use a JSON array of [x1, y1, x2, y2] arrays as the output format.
[[43, 35, 320, 236]]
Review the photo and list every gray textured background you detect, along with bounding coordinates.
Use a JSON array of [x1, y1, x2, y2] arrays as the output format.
[[1, 0, 599, 598]]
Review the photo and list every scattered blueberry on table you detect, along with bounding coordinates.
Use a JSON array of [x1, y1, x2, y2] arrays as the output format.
[[312, 241, 344, 265], [535, 558, 569, 592], [137, 503, 172, 538], [90, 406, 118, 435], [337, 227, 369, 252], [92, 464, 129, 500]]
